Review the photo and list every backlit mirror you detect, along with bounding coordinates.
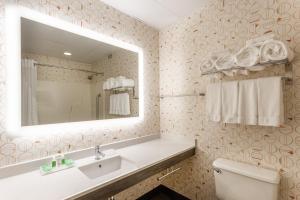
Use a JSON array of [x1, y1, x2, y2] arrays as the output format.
[[21, 18, 139, 126]]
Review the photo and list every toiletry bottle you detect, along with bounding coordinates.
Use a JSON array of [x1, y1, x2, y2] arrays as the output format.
[[51, 156, 57, 168], [55, 151, 64, 167]]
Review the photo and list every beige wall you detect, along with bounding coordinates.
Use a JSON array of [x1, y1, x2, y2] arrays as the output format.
[[158, 0, 300, 200], [117, 0, 300, 199], [0, 0, 159, 166]]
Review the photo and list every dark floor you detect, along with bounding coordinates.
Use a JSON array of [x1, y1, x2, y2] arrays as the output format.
[[137, 185, 190, 200]]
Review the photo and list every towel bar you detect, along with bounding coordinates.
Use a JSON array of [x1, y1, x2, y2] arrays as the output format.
[[157, 167, 181, 181]]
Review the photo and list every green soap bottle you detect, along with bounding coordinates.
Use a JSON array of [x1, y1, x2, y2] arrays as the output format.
[[51, 158, 56, 168]]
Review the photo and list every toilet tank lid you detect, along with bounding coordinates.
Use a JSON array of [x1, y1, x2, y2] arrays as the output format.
[[213, 158, 280, 184]]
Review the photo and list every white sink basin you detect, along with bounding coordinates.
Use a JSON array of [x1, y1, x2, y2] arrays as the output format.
[[78, 155, 136, 179]]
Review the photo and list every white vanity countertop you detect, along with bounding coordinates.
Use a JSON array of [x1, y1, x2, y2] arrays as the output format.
[[0, 135, 195, 200]]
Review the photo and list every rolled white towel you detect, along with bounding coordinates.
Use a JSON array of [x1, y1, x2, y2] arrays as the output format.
[[215, 53, 236, 70], [235, 45, 260, 67], [246, 34, 275, 47], [200, 59, 215, 73], [260, 39, 294, 63]]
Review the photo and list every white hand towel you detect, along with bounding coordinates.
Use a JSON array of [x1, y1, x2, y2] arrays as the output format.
[[109, 94, 115, 114], [238, 79, 258, 125], [109, 95, 115, 115], [206, 83, 222, 122], [257, 77, 284, 127], [120, 93, 130, 115], [109, 93, 130, 115], [222, 81, 239, 123]]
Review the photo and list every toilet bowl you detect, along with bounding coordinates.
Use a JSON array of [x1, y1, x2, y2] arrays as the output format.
[[213, 158, 280, 200]]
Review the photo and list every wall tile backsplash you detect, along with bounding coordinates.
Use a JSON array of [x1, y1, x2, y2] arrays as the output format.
[[0, 0, 159, 165]]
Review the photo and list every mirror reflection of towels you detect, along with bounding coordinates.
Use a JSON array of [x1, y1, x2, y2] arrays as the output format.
[[109, 93, 130, 116]]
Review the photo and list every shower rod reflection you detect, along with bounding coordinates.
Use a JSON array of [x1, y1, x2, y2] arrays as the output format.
[[34, 63, 104, 77], [160, 93, 206, 99]]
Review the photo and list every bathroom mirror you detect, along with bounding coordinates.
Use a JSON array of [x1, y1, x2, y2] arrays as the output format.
[[20, 18, 139, 126]]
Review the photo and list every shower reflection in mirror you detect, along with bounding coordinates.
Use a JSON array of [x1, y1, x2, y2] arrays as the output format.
[[21, 18, 139, 126]]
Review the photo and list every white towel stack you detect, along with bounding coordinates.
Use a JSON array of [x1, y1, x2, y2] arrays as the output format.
[[206, 77, 284, 127], [200, 35, 294, 77], [103, 76, 135, 90], [115, 76, 135, 88], [109, 93, 130, 116]]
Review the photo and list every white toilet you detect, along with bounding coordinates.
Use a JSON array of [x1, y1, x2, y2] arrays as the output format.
[[213, 158, 280, 200]]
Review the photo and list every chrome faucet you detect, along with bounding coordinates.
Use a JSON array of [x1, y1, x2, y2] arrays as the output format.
[[95, 145, 105, 160]]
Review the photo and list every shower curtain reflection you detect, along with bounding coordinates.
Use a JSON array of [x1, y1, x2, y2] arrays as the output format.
[[21, 59, 39, 126]]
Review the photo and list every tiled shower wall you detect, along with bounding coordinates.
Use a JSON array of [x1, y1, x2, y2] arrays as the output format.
[[0, 0, 159, 165], [158, 0, 300, 200]]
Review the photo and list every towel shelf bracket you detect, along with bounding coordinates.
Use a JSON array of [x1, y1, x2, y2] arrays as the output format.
[[201, 59, 291, 76]]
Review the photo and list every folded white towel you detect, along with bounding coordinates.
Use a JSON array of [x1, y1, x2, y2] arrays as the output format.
[[238, 79, 258, 125], [221, 81, 239, 123], [257, 77, 284, 127], [235, 45, 260, 67], [105, 77, 116, 89], [206, 83, 222, 122], [260, 39, 294, 63], [103, 81, 108, 90], [109, 93, 130, 115], [116, 78, 135, 88]]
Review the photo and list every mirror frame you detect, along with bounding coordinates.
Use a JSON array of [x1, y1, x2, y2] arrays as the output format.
[[5, 5, 144, 136]]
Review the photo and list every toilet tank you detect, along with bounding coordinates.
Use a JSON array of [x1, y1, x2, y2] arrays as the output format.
[[213, 159, 280, 200]]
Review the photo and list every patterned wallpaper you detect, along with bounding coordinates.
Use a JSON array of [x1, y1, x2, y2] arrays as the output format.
[[1, 0, 299, 200], [157, 0, 300, 200], [0, 0, 159, 166]]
